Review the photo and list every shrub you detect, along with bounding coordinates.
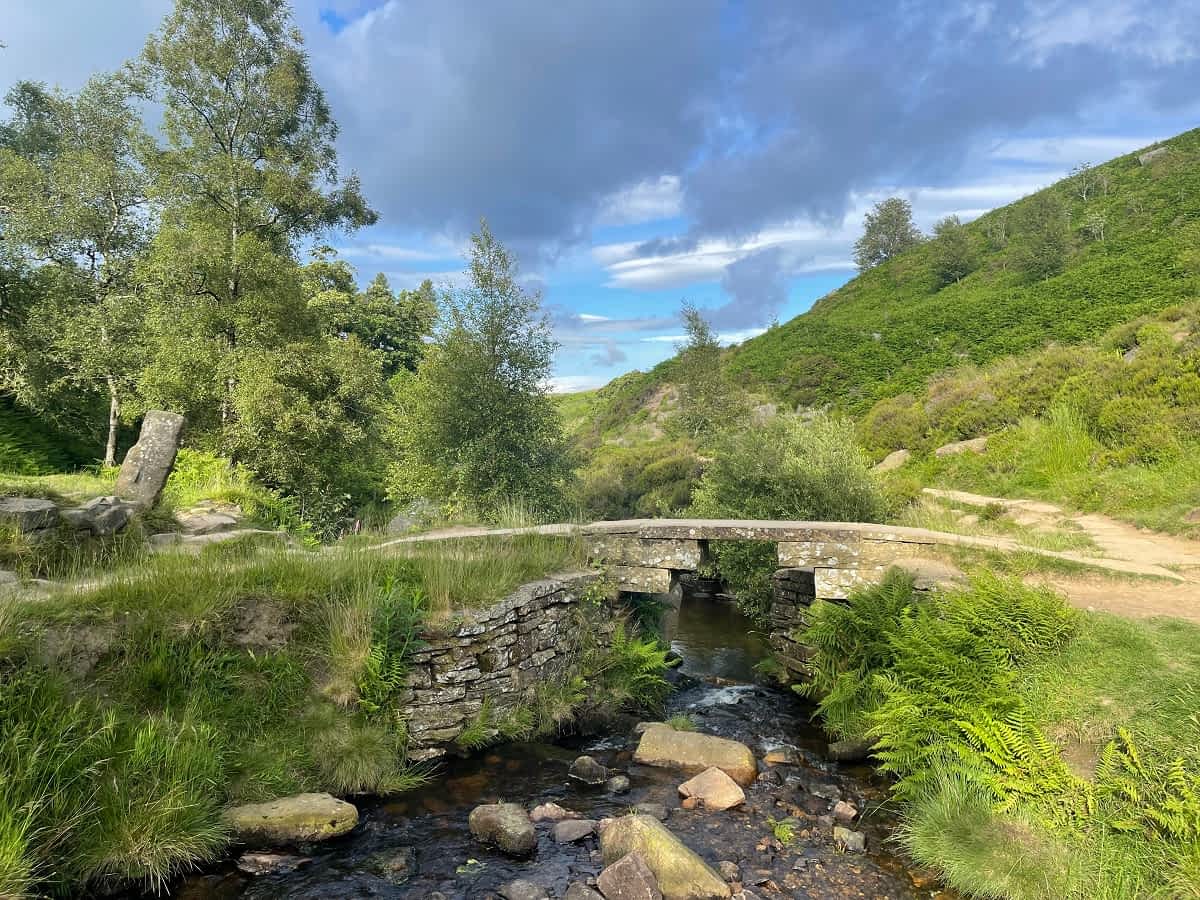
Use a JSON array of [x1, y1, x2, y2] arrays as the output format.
[[691, 414, 886, 621]]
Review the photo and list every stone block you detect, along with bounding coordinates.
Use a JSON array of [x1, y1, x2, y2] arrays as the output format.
[[610, 565, 673, 594], [114, 410, 185, 508]]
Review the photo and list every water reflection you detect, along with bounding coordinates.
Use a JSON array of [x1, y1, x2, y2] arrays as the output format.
[[661, 592, 767, 682]]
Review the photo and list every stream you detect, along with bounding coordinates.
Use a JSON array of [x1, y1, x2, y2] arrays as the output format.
[[172, 592, 946, 899]]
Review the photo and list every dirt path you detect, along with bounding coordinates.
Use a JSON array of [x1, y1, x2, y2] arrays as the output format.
[[924, 487, 1200, 622]]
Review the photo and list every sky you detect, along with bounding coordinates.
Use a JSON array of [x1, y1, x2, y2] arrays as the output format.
[[2, 1, 1199, 392]]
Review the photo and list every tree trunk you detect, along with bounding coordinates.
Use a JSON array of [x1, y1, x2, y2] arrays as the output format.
[[104, 376, 121, 467]]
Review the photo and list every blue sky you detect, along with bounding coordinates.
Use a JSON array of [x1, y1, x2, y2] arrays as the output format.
[[3, 1, 1199, 391]]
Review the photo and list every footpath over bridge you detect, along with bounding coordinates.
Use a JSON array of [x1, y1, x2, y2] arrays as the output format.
[[580, 518, 1183, 598]]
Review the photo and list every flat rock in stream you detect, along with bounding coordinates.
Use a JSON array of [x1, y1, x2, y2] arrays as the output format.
[[553, 818, 597, 843], [677, 767, 745, 811], [223, 793, 358, 846], [600, 815, 730, 899], [498, 879, 550, 900], [530, 801, 579, 822], [634, 725, 758, 787], [468, 802, 536, 857], [564, 884, 605, 900]]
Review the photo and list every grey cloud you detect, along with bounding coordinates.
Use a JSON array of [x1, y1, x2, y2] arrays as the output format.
[[590, 341, 628, 367], [311, 0, 723, 257], [711, 247, 791, 330]]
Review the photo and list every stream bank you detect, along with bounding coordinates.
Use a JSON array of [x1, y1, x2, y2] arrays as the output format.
[[169, 591, 948, 899]]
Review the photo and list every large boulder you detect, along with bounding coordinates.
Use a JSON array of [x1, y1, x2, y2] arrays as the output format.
[[634, 726, 757, 787], [468, 802, 536, 857], [0, 497, 59, 533], [600, 815, 730, 900], [223, 793, 358, 846], [677, 767, 745, 811], [114, 410, 185, 508], [597, 850, 663, 900]]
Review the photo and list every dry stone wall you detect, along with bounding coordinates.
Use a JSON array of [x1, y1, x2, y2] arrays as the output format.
[[399, 571, 609, 760]]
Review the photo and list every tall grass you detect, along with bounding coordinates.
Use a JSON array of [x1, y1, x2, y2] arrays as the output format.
[[799, 570, 1200, 898]]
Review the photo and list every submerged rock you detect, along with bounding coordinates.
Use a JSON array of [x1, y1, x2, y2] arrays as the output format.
[[600, 814, 730, 899], [634, 725, 758, 786], [366, 846, 417, 884], [607, 774, 632, 794], [553, 818, 597, 843], [762, 747, 800, 766], [236, 851, 311, 876], [597, 850, 663, 900], [498, 879, 550, 900], [530, 801, 579, 822], [569, 754, 609, 785], [223, 793, 358, 846], [677, 767, 745, 811], [468, 802, 536, 857], [826, 738, 873, 763]]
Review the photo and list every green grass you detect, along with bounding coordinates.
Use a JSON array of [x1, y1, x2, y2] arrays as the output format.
[[0, 532, 624, 895], [798, 571, 1200, 898], [897, 498, 1099, 554], [0, 396, 99, 474]]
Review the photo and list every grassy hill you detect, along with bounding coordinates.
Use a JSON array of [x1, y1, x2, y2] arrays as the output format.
[[728, 129, 1200, 412], [575, 128, 1200, 431]]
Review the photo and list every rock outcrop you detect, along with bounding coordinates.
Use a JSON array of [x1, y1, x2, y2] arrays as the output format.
[[933, 435, 988, 458], [873, 448, 910, 472], [468, 802, 536, 857], [114, 410, 185, 507], [600, 815, 730, 899], [223, 793, 358, 846], [634, 725, 758, 787]]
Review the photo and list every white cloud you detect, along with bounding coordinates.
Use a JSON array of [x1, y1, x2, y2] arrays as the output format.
[[986, 135, 1160, 167], [548, 374, 609, 393], [595, 175, 683, 226], [577, 313, 611, 322], [640, 327, 766, 346]]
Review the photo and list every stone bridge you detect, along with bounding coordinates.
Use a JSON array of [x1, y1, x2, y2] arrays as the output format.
[[581, 518, 1001, 600]]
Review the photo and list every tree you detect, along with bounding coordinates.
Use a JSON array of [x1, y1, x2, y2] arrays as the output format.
[[0, 77, 151, 463], [929, 214, 978, 287], [674, 302, 744, 440], [388, 222, 570, 518], [303, 253, 436, 377], [853, 197, 923, 271], [1013, 191, 1070, 282], [129, 0, 376, 438]]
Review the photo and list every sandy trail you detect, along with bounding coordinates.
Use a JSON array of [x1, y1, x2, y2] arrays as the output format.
[[924, 487, 1200, 622]]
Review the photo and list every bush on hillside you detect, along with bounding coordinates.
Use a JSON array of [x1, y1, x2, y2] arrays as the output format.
[[691, 415, 886, 620], [576, 441, 701, 520]]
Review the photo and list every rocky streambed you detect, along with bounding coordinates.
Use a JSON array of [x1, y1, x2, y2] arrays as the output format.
[[169, 594, 951, 899]]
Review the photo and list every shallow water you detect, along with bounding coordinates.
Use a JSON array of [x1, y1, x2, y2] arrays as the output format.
[[167, 595, 949, 899]]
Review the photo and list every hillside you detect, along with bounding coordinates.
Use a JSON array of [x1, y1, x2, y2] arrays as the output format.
[[578, 128, 1200, 430], [0, 396, 99, 474]]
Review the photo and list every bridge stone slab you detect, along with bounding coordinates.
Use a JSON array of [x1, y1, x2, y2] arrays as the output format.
[[609, 565, 674, 594], [586, 534, 704, 569]]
